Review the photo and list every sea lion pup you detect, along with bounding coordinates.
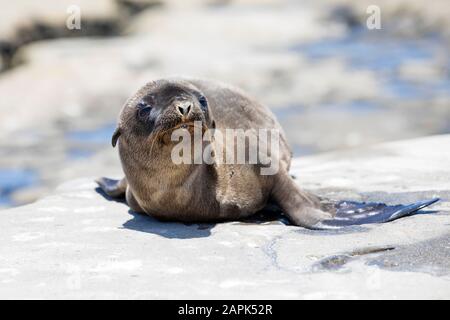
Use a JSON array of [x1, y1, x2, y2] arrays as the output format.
[[97, 78, 438, 229]]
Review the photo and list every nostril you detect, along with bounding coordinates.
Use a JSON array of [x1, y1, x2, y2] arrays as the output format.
[[178, 103, 191, 116]]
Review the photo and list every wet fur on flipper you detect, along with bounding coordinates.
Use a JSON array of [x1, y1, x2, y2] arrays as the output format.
[[312, 198, 440, 229], [96, 177, 126, 199]]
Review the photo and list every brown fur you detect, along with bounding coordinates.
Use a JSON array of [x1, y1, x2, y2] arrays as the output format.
[[97, 78, 332, 228]]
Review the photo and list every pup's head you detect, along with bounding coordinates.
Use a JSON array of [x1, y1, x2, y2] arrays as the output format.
[[111, 79, 215, 150]]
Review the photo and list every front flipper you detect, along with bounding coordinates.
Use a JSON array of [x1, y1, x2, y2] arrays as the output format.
[[313, 198, 440, 229], [96, 177, 127, 199]]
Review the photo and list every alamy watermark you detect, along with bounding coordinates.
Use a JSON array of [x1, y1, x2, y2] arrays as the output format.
[[65, 4, 381, 32], [170, 121, 280, 175], [66, 5, 81, 30], [366, 5, 381, 30]]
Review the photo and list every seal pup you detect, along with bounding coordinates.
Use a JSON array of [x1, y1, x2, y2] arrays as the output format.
[[97, 78, 439, 229]]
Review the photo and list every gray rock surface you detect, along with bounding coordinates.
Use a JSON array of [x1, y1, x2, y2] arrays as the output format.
[[0, 135, 448, 299]]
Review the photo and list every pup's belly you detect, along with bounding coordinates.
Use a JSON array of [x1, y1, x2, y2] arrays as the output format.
[[139, 186, 265, 222]]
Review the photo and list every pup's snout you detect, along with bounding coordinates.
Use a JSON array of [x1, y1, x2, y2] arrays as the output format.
[[176, 102, 192, 116]]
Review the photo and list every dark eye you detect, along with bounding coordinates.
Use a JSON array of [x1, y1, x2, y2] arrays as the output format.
[[198, 95, 208, 110], [137, 101, 152, 118]]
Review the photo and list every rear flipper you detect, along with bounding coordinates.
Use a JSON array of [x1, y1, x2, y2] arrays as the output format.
[[272, 170, 440, 229], [96, 177, 127, 199], [312, 198, 440, 230]]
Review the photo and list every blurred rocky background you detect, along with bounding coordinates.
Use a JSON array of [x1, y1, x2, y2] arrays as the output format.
[[0, 0, 449, 208]]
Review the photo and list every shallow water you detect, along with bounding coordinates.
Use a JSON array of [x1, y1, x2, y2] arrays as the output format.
[[280, 29, 450, 155], [296, 29, 450, 100], [298, 31, 434, 70], [66, 123, 116, 145], [275, 101, 381, 119], [65, 123, 116, 160], [0, 169, 38, 206], [0, 124, 116, 206]]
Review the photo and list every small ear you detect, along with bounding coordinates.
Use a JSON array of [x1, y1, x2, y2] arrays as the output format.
[[111, 127, 121, 148]]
